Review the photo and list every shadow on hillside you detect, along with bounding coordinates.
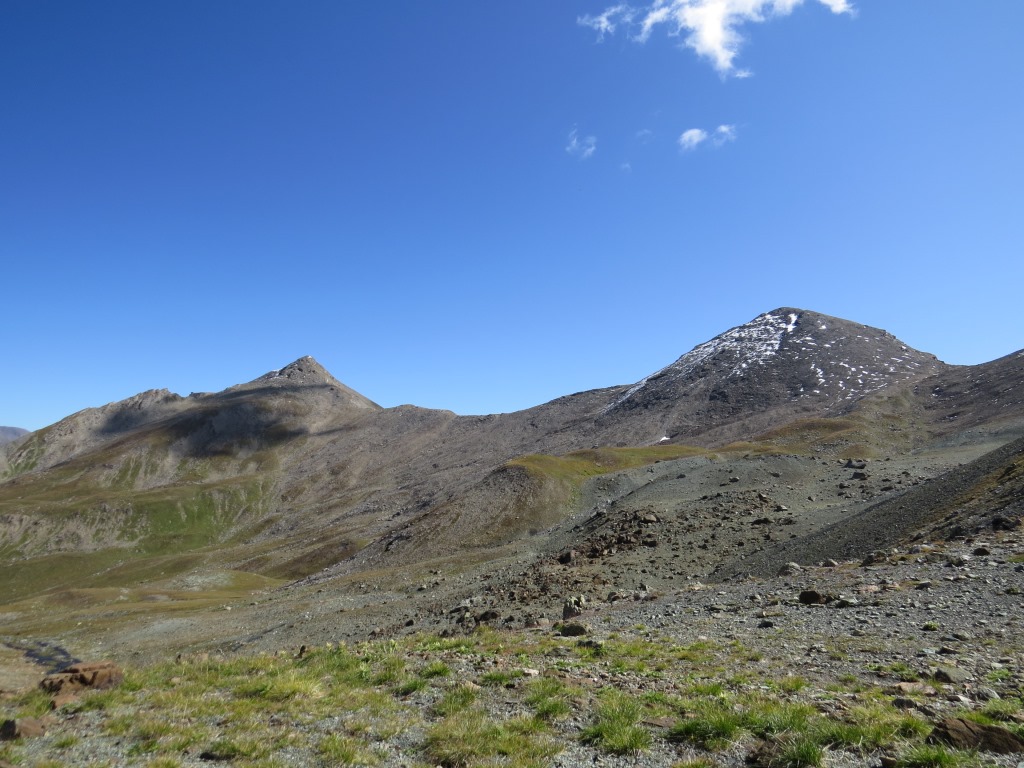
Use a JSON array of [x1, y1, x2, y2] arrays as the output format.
[[97, 383, 344, 459]]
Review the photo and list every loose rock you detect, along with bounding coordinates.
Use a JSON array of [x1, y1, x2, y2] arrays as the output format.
[[928, 717, 1024, 754]]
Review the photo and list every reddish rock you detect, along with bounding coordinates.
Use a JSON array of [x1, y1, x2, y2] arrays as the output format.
[[0, 717, 46, 740], [50, 692, 79, 710], [928, 717, 1024, 754], [40, 660, 123, 696]]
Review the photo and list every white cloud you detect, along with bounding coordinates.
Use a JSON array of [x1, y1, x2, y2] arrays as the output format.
[[579, 0, 853, 76], [713, 124, 737, 145], [578, 4, 636, 40], [678, 124, 737, 151], [678, 128, 708, 151], [635, 128, 654, 143], [565, 128, 597, 160]]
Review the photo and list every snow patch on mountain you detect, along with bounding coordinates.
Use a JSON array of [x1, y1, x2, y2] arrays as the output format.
[[608, 311, 799, 411], [606, 308, 942, 414]]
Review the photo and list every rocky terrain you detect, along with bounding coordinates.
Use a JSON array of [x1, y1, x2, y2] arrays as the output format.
[[1, 532, 1022, 767], [0, 307, 1022, 766]]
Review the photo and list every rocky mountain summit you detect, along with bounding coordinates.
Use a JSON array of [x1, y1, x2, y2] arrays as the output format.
[[589, 308, 945, 446]]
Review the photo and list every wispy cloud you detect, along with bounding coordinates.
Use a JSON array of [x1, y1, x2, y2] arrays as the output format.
[[566, 127, 597, 160], [678, 128, 708, 151], [679, 124, 737, 151], [580, 0, 853, 76], [580, 3, 636, 40], [713, 124, 737, 145]]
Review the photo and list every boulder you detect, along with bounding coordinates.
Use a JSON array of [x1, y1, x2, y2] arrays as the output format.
[[932, 665, 972, 684], [557, 622, 588, 637], [831, 597, 859, 608], [861, 550, 889, 567], [562, 595, 586, 620], [798, 590, 830, 605], [0, 717, 47, 740], [39, 661, 123, 700], [928, 717, 1024, 754], [991, 514, 1019, 531]]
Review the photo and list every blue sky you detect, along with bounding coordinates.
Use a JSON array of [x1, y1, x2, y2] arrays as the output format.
[[3, 1, 1022, 431]]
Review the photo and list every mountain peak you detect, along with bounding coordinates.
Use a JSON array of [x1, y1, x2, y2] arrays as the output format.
[[603, 308, 945, 432], [251, 356, 381, 411], [257, 356, 338, 386], [666, 307, 938, 391], [253, 356, 346, 391]]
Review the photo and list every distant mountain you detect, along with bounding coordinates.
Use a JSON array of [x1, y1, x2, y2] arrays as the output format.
[[0, 426, 28, 445], [587, 307, 946, 446], [1, 308, 1021, 658]]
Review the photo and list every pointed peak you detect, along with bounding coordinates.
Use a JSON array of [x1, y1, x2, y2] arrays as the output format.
[[605, 307, 944, 416], [259, 356, 338, 385], [281, 355, 332, 378], [249, 356, 381, 411]]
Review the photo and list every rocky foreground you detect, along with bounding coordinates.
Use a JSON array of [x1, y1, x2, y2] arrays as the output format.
[[2, 531, 1022, 768]]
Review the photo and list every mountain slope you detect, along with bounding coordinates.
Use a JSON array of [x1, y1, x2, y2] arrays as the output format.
[[589, 308, 947, 446], [0, 426, 28, 446], [0, 308, 1021, 659]]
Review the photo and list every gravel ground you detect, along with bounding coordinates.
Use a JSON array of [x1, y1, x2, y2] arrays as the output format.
[[3, 533, 1023, 768]]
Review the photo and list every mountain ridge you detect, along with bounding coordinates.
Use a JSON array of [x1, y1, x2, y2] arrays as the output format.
[[0, 306, 1020, 661]]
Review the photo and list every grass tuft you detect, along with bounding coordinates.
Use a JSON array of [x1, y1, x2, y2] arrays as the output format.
[[424, 709, 559, 768], [525, 677, 574, 722], [580, 690, 652, 755], [669, 704, 745, 749], [894, 744, 981, 768]]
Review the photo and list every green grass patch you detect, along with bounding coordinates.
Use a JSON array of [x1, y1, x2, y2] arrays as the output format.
[[481, 669, 524, 687], [318, 733, 380, 765], [434, 685, 479, 717], [419, 660, 452, 679], [525, 677, 574, 721], [772, 734, 826, 768], [743, 700, 817, 739], [510, 445, 708, 484], [669, 702, 745, 749], [581, 690, 652, 755], [424, 709, 559, 768], [894, 744, 981, 768], [393, 677, 428, 696]]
